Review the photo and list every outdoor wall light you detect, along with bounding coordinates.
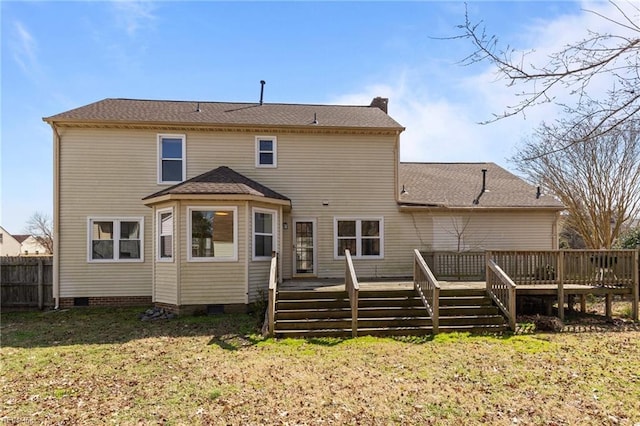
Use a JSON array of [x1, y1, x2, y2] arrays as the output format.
[[283, 222, 289, 230]]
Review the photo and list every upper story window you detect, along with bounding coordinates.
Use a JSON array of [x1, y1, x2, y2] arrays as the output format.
[[334, 217, 384, 259], [158, 134, 186, 184], [255, 136, 277, 168], [188, 207, 237, 262], [88, 217, 144, 262]]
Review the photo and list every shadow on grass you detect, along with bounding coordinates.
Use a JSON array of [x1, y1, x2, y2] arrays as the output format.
[[208, 334, 264, 351], [1, 307, 264, 349]]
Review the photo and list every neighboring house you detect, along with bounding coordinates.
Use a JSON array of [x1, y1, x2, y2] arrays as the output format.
[[0, 227, 49, 256], [43, 97, 564, 312], [19, 235, 50, 256], [0, 226, 23, 256]]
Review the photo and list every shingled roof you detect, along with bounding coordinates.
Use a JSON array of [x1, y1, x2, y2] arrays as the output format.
[[43, 98, 404, 130], [399, 162, 564, 209], [143, 166, 291, 205]]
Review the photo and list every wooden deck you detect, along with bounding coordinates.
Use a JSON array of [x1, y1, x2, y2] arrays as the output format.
[[280, 278, 632, 296], [266, 250, 638, 336]]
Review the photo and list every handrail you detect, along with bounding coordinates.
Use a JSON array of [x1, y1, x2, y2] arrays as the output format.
[[413, 249, 440, 334], [267, 251, 278, 336], [486, 258, 517, 331], [344, 249, 359, 338]]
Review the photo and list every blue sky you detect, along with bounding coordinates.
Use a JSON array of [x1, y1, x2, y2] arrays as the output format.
[[0, 1, 625, 234]]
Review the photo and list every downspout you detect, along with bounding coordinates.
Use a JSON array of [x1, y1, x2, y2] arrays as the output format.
[[52, 123, 61, 309], [244, 201, 250, 304], [394, 130, 400, 201]]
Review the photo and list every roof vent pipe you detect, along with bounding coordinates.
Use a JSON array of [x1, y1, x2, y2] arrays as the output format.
[[259, 80, 266, 105], [473, 168, 488, 205], [536, 186, 541, 199]]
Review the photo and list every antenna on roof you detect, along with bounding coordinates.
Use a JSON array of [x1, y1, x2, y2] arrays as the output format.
[[195, 102, 201, 112], [259, 80, 266, 105], [312, 112, 318, 125]]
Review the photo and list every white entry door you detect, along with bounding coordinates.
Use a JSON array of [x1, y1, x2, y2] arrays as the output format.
[[293, 219, 316, 276]]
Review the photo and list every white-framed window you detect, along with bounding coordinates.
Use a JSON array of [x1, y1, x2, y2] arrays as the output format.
[[253, 207, 277, 260], [88, 217, 144, 262], [334, 217, 384, 259], [157, 208, 173, 261], [158, 134, 186, 184], [188, 206, 237, 262], [255, 136, 277, 168]]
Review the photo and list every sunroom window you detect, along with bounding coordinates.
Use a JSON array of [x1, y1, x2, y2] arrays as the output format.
[[253, 208, 276, 260], [157, 209, 173, 260], [188, 207, 237, 261]]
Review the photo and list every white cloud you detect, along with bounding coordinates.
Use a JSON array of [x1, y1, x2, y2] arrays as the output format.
[[11, 21, 39, 74], [332, 1, 638, 169], [111, 0, 157, 37]]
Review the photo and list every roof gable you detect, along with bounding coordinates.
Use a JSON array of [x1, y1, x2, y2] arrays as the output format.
[[399, 162, 564, 209], [143, 166, 291, 204]]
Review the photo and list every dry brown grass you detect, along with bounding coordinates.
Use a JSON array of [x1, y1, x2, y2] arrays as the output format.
[[1, 307, 639, 425]]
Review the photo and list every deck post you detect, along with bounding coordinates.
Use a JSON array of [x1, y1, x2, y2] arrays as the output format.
[[557, 251, 565, 321], [605, 294, 613, 318], [580, 294, 586, 313]]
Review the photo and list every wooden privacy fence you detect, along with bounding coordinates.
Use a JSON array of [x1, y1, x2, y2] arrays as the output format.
[[421, 251, 485, 281], [1, 256, 53, 309]]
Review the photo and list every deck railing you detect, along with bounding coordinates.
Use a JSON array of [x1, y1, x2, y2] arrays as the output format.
[[487, 250, 637, 287], [413, 249, 440, 334], [487, 249, 639, 321], [421, 251, 485, 281], [267, 252, 278, 336], [344, 249, 360, 338], [486, 258, 517, 330]]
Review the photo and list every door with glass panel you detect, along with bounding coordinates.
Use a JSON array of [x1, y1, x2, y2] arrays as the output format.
[[293, 219, 316, 276]]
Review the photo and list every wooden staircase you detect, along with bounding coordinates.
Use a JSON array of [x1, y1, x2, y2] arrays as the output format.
[[273, 287, 508, 338]]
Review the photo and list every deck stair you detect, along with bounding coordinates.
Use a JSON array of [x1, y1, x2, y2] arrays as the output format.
[[273, 286, 508, 338]]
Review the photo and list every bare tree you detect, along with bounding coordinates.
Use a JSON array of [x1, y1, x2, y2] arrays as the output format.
[[24, 212, 53, 254], [512, 119, 640, 248], [454, 1, 640, 151]]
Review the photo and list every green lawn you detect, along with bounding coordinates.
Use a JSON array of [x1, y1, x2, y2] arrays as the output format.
[[1, 308, 639, 425]]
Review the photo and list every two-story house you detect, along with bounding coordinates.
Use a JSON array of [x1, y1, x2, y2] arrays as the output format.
[[43, 97, 563, 313]]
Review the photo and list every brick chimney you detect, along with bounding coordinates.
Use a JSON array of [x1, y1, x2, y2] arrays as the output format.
[[370, 97, 389, 114]]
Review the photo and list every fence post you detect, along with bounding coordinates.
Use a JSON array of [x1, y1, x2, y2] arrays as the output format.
[[557, 251, 564, 321], [633, 250, 639, 321], [38, 258, 44, 310]]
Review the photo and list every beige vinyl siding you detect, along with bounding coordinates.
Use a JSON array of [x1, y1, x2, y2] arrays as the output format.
[[154, 262, 177, 304], [428, 212, 558, 251], [153, 204, 178, 304], [178, 202, 246, 305], [58, 124, 560, 304], [247, 202, 282, 303], [58, 128, 158, 297], [182, 131, 400, 280]]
